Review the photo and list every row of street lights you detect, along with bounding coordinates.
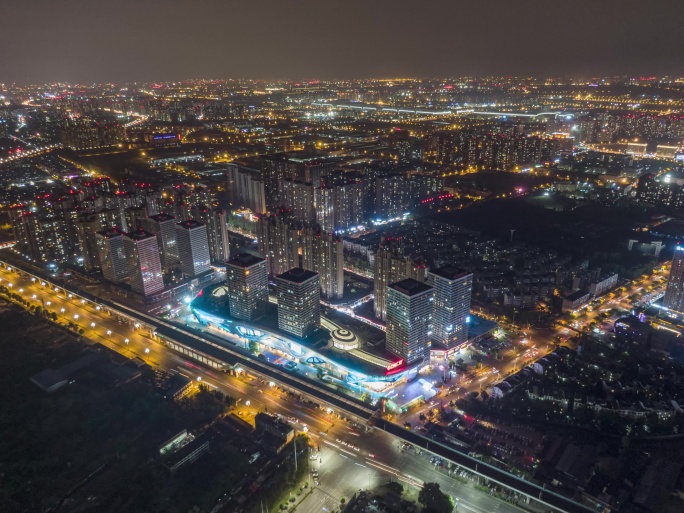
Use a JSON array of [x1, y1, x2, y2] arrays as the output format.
[[3, 265, 144, 354]]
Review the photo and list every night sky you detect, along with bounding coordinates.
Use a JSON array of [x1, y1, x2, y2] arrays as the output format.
[[2, 0, 684, 83]]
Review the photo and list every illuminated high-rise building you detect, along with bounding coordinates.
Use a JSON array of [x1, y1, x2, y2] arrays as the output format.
[[375, 174, 408, 218], [205, 209, 231, 264], [225, 253, 268, 321], [20, 212, 70, 265], [664, 246, 684, 313], [227, 163, 267, 214], [96, 228, 128, 283], [175, 220, 211, 277], [124, 230, 164, 296], [256, 213, 299, 277], [75, 210, 120, 271], [427, 266, 472, 351], [314, 179, 364, 232], [300, 228, 344, 299], [194, 206, 231, 264], [276, 268, 320, 339], [279, 179, 315, 224], [260, 154, 297, 209], [373, 239, 427, 321], [8, 205, 28, 256], [385, 278, 433, 364], [123, 206, 148, 232], [144, 213, 179, 269]]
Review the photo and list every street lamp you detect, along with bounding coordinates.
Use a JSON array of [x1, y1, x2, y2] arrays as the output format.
[[91, 322, 96, 328]]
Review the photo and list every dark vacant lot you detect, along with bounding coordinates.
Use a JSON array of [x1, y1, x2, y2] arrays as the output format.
[[431, 194, 660, 278], [0, 301, 245, 513]]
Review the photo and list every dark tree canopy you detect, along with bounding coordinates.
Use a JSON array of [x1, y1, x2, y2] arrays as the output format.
[[418, 482, 453, 513]]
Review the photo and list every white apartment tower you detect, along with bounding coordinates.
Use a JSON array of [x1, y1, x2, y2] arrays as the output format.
[[175, 219, 211, 277], [385, 278, 433, 364], [124, 230, 164, 296], [427, 266, 472, 350], [225, 253, 269, 321]]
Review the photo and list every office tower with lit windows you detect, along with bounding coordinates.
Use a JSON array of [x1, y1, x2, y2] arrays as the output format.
[[96, 228, 129, 283], [373, 240, 427, 321], [144, 213, 179, 269], [276, 268, 320, 339], [175, 219, 211, 277], [124, 230, 164, 296], [664, 246, 684, 313], [427, 266, 473, 350], [225, 253, 268, 321], [385, 278, 433, 364]]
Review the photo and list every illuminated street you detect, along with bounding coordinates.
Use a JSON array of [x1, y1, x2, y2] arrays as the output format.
[[0, 262, 542, 513]]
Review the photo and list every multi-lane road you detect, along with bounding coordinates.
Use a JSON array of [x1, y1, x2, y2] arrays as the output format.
[[0, 264, 543, 513]]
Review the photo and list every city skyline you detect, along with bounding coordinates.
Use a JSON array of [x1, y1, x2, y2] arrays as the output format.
[[3, 7, 684, 510], [1, 0, 684, 83]]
